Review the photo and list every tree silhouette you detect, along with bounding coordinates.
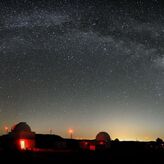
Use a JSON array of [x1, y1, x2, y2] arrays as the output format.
[[156, 137, 163, 143], [114, 138, 119, 142]]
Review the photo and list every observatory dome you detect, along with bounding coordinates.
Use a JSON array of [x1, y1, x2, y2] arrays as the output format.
[[96, 132, 111, 142], [11, 122, 31, 133]]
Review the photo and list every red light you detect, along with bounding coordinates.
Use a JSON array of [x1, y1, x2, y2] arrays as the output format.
[[20, 140, 26, 150], [99, 141, 104, 145], [90, 145, 96, 151]]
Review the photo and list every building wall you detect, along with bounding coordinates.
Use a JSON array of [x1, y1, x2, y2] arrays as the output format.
[[15, 139, 35, 150]]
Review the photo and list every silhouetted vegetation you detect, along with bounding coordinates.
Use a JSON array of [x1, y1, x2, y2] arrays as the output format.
[[114, 138, 119, 142], [156, 137, 163, 144]]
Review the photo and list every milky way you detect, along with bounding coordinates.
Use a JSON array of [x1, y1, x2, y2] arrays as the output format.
[[0, 0, 164, 140]]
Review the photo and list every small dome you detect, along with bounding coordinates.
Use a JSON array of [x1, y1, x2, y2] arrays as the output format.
[[96, 132, 111, 142], [11, 122, 31, 133]]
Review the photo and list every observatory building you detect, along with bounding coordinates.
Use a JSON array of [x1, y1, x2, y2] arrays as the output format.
[[9, 122, 35, 150], [96, 131, 111, 150], [79, 131, 111, 151]]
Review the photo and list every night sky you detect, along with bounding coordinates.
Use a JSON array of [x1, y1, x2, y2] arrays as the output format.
[[0, 0, 164, 140]]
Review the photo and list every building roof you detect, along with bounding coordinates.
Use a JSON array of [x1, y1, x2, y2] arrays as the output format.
[[96, 131, 111, 142], [11, 122, 31, 133]]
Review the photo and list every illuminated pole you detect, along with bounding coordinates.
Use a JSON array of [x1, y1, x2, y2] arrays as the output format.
[[4, 126, 9, 134], [49, 128, 52, 134], [68, 129, 74, 139]]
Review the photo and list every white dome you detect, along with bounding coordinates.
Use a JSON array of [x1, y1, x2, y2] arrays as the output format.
[[11, 122, 31, 133], [96, 132, 111, 142]]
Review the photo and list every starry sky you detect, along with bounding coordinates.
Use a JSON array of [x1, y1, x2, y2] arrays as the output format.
[[0, 0, 164, 141]]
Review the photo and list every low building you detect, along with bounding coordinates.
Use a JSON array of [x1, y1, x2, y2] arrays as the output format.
[[79, 140, 96, 151], [96, 131, 111, 150], [8, 122, 35, 150]]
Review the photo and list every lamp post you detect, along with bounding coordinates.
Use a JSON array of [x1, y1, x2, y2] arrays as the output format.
[[49, 128, 52, 135], [4, 126, 9, 134], [68, 129, 74, 139]]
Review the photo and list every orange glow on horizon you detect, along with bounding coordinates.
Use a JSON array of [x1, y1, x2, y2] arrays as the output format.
[[110, 128, 158, 141]]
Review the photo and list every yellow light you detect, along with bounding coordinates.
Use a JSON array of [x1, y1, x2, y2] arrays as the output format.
[[68, 129, 73, 134], [20, 140, 26, 150]]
